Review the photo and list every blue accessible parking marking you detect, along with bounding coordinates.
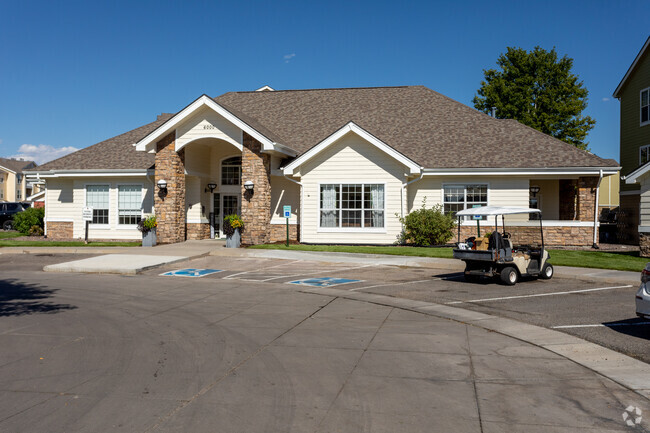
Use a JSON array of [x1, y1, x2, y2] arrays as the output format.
[[160, 268, 223, 278], [288, 277, 362, 287]]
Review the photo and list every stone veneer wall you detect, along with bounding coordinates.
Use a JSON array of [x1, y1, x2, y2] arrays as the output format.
[[640, 233, 650, 257], [576, 177, 598, 222], [186, 223, 211, 240], [456, 225, 596, 247], [47, 221, 73, 240], [241, 132, 271, 245], [270, 224, 300, 243], [155, 132, 186, 244]]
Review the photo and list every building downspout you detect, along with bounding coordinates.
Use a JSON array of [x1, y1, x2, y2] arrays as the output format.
[[284, 174, 303, 242], [401, 172, 424, 227], [592, 169, 603, 249]]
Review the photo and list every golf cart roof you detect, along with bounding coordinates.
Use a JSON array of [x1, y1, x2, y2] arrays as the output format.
[[455, 206, 542, 217]]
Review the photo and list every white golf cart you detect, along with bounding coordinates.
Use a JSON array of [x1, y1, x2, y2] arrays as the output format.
[[452, 206, 553, 285]]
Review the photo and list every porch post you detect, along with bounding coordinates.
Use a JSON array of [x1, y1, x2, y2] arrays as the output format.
[[240, 132, 271, 245], [154, 132, 187, 244]]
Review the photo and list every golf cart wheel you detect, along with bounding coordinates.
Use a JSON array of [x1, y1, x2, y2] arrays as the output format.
[[2, 220, 13, 231], [540, 263, 554, 280], [500, 267, 519, 286]]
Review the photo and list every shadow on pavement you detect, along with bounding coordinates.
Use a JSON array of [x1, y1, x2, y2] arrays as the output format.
[[602, 318, 650, 340], [0, 278, 77, 317]]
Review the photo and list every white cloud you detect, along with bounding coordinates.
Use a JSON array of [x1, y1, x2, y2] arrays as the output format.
[[602, 97, 610, 102], [283, 53, 296, 63], [11, 144, 78, 165]]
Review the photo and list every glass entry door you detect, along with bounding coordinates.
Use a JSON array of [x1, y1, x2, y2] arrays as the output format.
[[212, 193, 240, 238]]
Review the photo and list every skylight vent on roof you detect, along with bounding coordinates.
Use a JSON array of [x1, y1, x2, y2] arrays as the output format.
[[255, 85, 275, 92]]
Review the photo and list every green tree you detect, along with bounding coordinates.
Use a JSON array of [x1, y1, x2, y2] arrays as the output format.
[[473, 46, 595, 150]]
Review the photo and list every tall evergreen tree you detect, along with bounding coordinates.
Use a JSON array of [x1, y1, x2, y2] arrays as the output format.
[[473, 46, 595, 150]]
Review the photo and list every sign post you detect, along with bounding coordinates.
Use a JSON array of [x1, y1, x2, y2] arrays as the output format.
[[82, 207, 93, 244], [472, 204, 482, 237], [283, 205, 291, 247]]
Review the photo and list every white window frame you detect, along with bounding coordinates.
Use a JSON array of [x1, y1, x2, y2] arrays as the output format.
[[220, 155, 242, 187], [640, 144, 650, 166], [317, 182, 387, 233], [642, 87, 650, 126], [442, 183, 489, 222], [84, 183, 111, 227], [16, 190, 21, 200], [117, 183, 144, 228]]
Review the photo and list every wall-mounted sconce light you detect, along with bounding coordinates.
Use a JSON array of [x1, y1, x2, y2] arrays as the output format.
[[529, 185, 540, 197], [205, 182, 217, 193], [157, 179, 168, 199], [244, 180, 254, 192]]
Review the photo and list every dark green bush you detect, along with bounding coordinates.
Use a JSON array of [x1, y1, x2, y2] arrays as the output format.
[[396, 199, 456, 246], [14, 207, 45, 235]]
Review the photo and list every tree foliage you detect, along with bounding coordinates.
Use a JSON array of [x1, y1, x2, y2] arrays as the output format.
[[473, 46, 595, 150]]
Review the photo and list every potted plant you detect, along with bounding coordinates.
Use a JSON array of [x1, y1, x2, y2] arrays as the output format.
[[223, 214, 243, 248], [138, 215, 157, 247]]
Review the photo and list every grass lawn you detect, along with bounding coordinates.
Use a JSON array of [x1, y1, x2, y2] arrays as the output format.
[[0, 232, 140, 247], [249, 244, 648, 272]]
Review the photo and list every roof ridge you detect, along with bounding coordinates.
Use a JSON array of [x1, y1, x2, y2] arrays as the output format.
[[220, 85, 418, 95]]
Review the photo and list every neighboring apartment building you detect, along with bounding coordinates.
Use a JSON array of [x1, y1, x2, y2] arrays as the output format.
[[615, 36, 650, 247], [0, 157, 37, 202]]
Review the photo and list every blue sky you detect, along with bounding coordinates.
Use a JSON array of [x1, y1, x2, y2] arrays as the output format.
[[0, 0, 647, 164]]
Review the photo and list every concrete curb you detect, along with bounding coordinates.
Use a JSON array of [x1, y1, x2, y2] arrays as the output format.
[[43, 254, 190, 275], [298, 286, 650, 401]]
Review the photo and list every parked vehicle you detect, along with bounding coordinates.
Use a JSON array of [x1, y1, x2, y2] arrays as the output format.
[[637, 264, 650, 319], [452, 206, 553, 285], [0, 202, 29, 230]]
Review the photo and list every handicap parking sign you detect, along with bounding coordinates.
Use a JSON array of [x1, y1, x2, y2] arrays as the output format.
[[160, 268, 223, 278], [289, 277, 361, 287]]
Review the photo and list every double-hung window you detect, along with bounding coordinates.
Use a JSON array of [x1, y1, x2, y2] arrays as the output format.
[[86, 185, 109, 225], [642, 88, 650, 125], [444, 184, 488, 220], [320, 183, 385, 229], [640, 144, 650, 165], [118, 185, 142, 225]]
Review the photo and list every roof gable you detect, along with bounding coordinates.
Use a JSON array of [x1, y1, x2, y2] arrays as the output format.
[[614, 36, 650, 98]]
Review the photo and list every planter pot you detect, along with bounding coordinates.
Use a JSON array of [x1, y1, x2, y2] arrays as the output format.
[[226, 228, 241, 248], [142, 229, 157, 247]]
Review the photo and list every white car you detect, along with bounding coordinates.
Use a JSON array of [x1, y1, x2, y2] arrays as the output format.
[[636, 264, 650, 319]]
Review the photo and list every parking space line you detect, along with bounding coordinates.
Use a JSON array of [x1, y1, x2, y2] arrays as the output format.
[[552, 322, 650, 329], [445, 285, 633, 305], [349, 279, 432, 292]]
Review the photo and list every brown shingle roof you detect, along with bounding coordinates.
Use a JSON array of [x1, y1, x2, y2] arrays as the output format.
[[0, 157, 36, 173], [216, 86, 616, 169], [33, 114, 174, 172]]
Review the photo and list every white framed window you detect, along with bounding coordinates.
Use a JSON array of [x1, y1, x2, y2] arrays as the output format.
[[86, 185, 109, 225], [118, 185, 142, 225], [0, 176, 4, 183], [221, 156, 241, 186], [642, 88, 650, 126], [16, 174, 22, 184], [444, 184, 488, 220], [640, 144, 650, 165], [16, 190, 21, 200], [319, 183, 385, 229]]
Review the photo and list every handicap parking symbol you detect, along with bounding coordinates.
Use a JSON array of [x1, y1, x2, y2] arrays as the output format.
[[289, 277, 362, 287], [160, 268, 223, 278]]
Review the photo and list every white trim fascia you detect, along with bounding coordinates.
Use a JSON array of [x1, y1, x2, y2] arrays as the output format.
[[0, 165, 17, 174], [27, 170, 149, 178], [26, 190, 45, 201], [255, 85, 275, 92], [639, 226, 650, 233], [186, 218, 210, 224], [614, 36, 650, 98], [283, 122, 422, 176], [46, 218, 75, 223], [133, 95, 296, 156], [620, 190, 640, 195], [422, 167, 620, 176], [624, 160, 650, 184]]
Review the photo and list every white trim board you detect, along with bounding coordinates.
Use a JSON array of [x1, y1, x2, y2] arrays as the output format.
[[133, 95, 297, 157], [614, 36, 650, 98], [282, 122, 422, 176]]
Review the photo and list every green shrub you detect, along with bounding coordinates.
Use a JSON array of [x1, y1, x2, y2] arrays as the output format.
[[396, 199, 456, 246], [14, 207, 45, 235], [29, 225, 44, 236]]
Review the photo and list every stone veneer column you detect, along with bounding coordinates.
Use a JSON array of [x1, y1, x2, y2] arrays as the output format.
[[576, 177, 598, 222], [154, 132, 186, 244], [241, 132, 271, 245]]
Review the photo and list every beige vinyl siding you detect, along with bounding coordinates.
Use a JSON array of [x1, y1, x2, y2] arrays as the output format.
[[598, 173, 620, 207], [530, 179, 559, 219], [619, 49, 650, 191], [299, 132, 407, 244], [639, 176, 650, 226], [5, 172, 16, 201], [45, 176, 152, 240], [176, 106, 242, 150], [408, 176, 530, 222], [270, 176, 300, 225], [185, 176, 205, 222]]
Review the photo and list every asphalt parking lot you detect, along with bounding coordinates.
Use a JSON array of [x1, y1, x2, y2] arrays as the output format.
[[0, 253, 648, 432], [145, 254, 650, 364]]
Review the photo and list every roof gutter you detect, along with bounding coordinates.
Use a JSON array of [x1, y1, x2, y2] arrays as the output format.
[[421, 167, 620, 176]]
